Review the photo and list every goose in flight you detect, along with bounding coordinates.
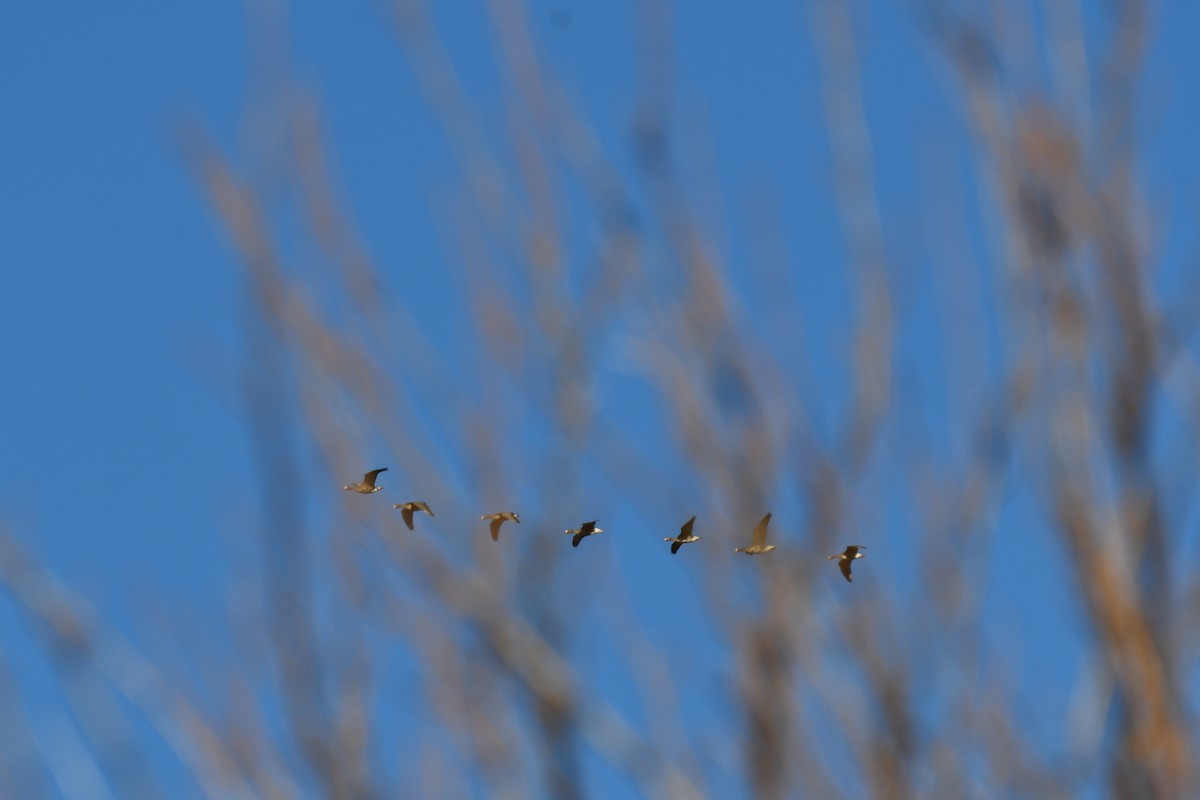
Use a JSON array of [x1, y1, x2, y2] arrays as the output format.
[[481, 511, 521, 541], [664, 516, 701, 554], [828, 545, 867, 582], [344, 468, 388, 494], [566, 520, 603, 548], [734, 513, 776, 555], [394, 501, 435, 530]]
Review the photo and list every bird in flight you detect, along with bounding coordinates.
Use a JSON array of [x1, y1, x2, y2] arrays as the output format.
[[481, 511, 521, 541], [566, 520, 603, 548], [828, 545, 867, 582], [344, 468, 388, 494], [664, 516, 701, 554], [394, 501, 435, 530], [734, 513, 776, 555]]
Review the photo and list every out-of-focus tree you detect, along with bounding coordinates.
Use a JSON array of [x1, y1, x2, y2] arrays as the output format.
[[2, 0, 1198, 797]]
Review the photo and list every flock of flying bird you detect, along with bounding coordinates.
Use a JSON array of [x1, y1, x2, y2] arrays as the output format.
[[344, 467, 869, 582]]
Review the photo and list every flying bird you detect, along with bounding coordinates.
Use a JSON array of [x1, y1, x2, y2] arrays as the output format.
[[393, 501, 435, 530], [828, 545, 867, 582], [481, 511, 521, 541], [734, 513, 776, 555], [344, 468, 388, 494], [664, 515, 701, 554], [565, 519, 603, 548]]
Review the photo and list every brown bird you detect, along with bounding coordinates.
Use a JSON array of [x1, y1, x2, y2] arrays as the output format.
[[734, 513, 776, 555], [481, 511, 521, 541], [664, 516, 701, 554], [344, 468, 388, 494], [565, 519, 603, 548], [827, 545, 867, 582], [393, 501, 434, 530]]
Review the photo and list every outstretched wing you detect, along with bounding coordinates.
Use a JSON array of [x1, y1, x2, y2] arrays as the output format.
[[671, 540, 682, 555], [363, 467, 388, 486], [580, 520, 597, 535], [839, 558, 853, 582], [844, 545, 862, 558], [489, 518, 503, 541], [418, 502, 434, 517], [752, 513, 773, 548], [679, 516, 696, 537], [572, 531, 587, 548], [401, 507, 415, 530]]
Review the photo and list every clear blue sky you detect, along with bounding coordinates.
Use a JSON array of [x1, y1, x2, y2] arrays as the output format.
[[2, 1, 1199, 797]]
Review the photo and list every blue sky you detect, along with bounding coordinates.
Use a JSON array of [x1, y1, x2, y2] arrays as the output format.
[[3, 1, 1199, 797]]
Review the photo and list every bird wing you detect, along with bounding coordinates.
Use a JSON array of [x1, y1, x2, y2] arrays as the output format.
[[845, 545, 861, 558], [580, 520, 597, 535], [401, 507, 415, 530], [489, 518, 502, 541], [680, 516, 696, 537], [752, 513, 772, 548], [419, 502, 434, 517], [364, 468, 387, 486], [671, 540, 682, 555], [839, 558, 853, 582], [572, 531, 587, 548]]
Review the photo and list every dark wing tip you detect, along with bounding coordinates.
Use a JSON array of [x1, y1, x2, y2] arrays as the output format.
[[671, 541, 682, 555], [572, 532, 586, 547]]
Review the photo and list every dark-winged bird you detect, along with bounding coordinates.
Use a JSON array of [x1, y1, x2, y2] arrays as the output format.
[[481, 511, 521, 541], [664, 516, 701, 554], [565, 519, 603, 548], [827, 545, 867, 582], [393, 501, 435, 530], [734, 513, 776, 555], [344, 468, 388, 494]]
